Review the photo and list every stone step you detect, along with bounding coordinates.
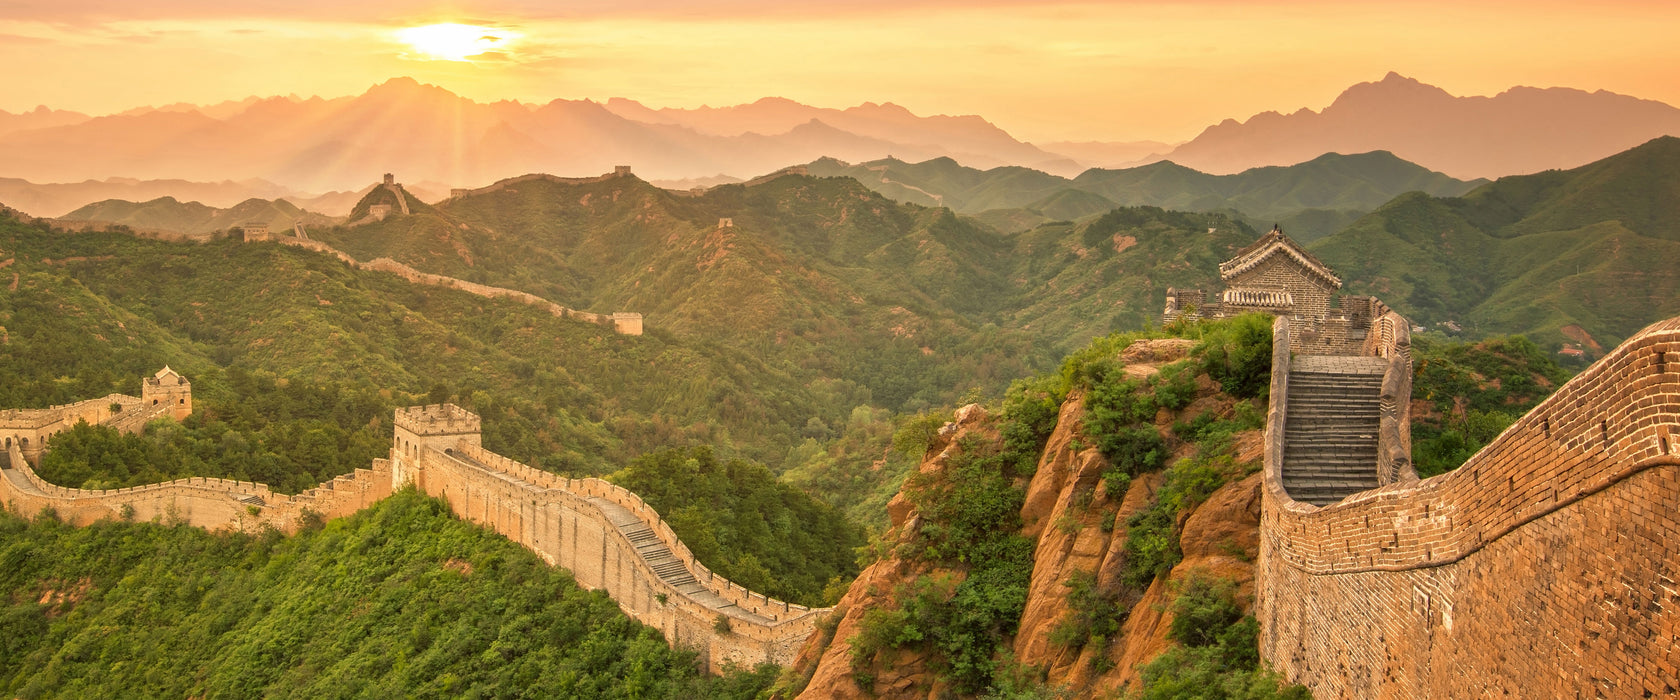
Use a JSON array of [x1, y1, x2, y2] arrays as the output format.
[[1283, 456, 1378, 466], [1283, 440, 1379, 450], [1287, 399, 1380, 405], [1284, 418, 1380, 428], [1282, 472, 1380, 485]]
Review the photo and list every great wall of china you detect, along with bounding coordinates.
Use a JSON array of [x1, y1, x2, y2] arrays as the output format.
[[0, 376, 822, 669], [267, 235, 644, 335], [1259, 314, 1680, 697], [3, 324, 1677, 686], [4, 211, 1676, 689]]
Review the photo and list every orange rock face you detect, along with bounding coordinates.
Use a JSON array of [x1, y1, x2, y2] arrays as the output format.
[[788, 343, 1268, 699]]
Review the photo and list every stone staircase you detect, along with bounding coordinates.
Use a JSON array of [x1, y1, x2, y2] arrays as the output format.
[[1283, 355, 1387, 506], [589, 497, 770, 623]]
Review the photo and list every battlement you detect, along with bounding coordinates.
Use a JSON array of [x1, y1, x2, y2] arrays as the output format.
[[394, 403, 481, 436]]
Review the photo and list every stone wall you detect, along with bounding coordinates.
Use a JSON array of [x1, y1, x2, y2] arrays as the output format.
[[3, 394, 153, 464], [448, 171, 631, 199], [406, 436, 825, 670], [0, 438, 392, 534], [1257, 315, 1680, 698], [264, 236, 644, 336]]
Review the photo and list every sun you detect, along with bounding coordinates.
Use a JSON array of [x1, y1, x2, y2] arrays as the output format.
[[396, 23, 518, 62]]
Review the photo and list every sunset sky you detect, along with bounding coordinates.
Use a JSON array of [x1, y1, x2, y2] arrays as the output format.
[[4, 0, 1678, 143]]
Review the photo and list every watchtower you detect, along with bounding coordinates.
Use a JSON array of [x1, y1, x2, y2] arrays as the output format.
[[241, 222, 271, 242], [383, 173, 395, 186], [613, 165, 633, 177], [391, 404, 482, 487], [141, 366, 192, 421], [611, 312, 644, 336]]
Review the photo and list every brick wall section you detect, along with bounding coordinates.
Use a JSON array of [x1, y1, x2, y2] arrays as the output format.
[[1258, 315, 1680, 698], [0, 440, 392, 533], [406, 436, 826, 670]]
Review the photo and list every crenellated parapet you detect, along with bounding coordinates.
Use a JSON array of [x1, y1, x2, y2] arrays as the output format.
[[1257, 315, 1680, 697], [413, 416, 829, 669]]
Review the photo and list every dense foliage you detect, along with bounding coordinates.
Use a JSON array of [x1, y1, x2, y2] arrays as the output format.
[[0, 490, 775, 699], [609, 446, 866, 606], [1133, 574, 1308, 700], [779, 406, 944, 528], [847, 387, 1056, 694], [1409, 335, 1573, 476], [37, 371, 388, 493]]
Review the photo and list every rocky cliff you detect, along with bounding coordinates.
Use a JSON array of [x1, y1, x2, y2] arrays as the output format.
[[781, 338, 1289, 698]]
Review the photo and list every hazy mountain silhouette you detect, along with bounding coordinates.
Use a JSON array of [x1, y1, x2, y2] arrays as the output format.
[[59, 196, 340, 236], [0, 105, 90, 138], [1159, 72, 1680, 179], [0, 78, 1075, 192]]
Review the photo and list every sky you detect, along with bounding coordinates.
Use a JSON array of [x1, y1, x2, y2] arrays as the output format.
[[3, 0, 1679, 143]]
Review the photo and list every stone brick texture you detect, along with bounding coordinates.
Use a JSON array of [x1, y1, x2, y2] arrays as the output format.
[[1259, 315, 1680, 698]]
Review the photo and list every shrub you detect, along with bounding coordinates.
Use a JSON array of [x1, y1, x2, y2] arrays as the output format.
[[1047, 570, 1126, 652], [1169, 574, 1245, 650], [1196, 314, 1274, 399]]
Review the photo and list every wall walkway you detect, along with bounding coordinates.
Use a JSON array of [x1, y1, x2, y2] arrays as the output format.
[[1257, 315, 1680, 698], [412, 443, 825, 669]]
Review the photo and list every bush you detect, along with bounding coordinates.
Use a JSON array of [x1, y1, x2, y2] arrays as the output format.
[[1169, 575, 1246, 650], [1047, 570, 1126, 653], [1196, 314, 1274, 399], [1132, 572, 1308, 700], [850, 389, 1055, 695]]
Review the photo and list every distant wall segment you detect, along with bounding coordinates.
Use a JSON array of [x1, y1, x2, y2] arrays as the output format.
[[268, 237, 643, 335], [1257, 316, 1680, 697]]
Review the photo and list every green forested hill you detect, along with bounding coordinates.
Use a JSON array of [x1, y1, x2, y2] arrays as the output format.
[[1310, 136, 1680, 353], [59, 196, 339, 236], [805, 151, 1481, 238], [316, 173, 1255, 366], [0, 490, 775, 698], [0, 217, 848, 474]]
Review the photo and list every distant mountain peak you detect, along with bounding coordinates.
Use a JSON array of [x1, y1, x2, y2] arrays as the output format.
[[1161, 74, 1680, 179]]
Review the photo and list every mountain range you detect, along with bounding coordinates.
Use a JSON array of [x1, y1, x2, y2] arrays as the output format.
[[17, 134, 1677, 359], [1156, 72, 1680, 179], [0, 176, 411, 219], [3, 73, 1676, 196], [0, 78, 1073, 192], [805, 150, 1482, 240], [58, 196, 341, 236]]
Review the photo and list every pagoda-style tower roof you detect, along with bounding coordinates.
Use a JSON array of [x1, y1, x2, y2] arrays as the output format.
[[1218, 225, 1342, 289]]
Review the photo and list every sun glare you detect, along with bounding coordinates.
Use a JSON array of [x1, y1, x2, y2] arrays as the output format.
[[396, 23, 517, 62]]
